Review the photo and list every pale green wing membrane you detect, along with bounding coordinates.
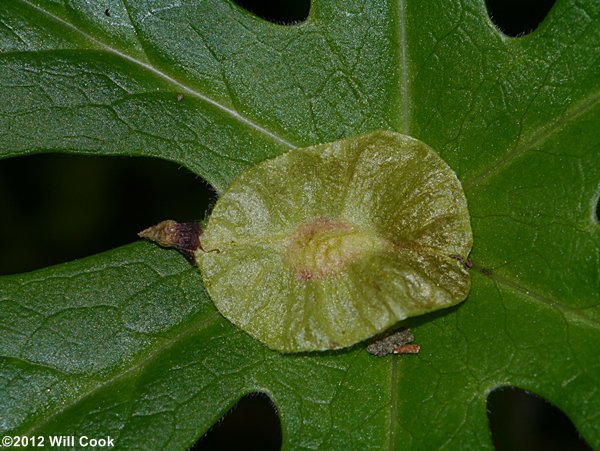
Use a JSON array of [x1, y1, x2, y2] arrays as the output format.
[[197, 131, 472, 352]]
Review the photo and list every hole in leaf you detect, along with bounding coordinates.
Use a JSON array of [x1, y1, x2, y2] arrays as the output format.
[[0, 154, 216, 275], [193, 392, 281, 451], [232, 0, 310, 24], [595, 192, 600, 224], [485, 0, 556, 37], [487, 386, 592, 450]]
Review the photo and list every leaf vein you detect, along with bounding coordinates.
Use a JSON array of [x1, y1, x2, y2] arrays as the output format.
[[476, 266, 599, 330], [18, 310, 220, 436], [464, 90, 600, 192], [17, 0, 298, 150], [398, 0, 410, 134], [387, 357, 399, 451]]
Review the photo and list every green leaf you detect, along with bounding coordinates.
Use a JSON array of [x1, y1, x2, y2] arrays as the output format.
[[1, 0, 598, 449]]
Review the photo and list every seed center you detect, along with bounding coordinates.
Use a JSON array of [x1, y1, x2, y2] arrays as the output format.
[[285, 217, 383, 280]]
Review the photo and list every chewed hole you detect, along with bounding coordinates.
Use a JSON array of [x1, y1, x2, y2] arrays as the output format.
[[487, 386, 592, 450], [485, 0, 556, 37], [193, 392, 281, 450], [0, 154, 216, 275], [595, 192, 600, 224], [232, 0, 310, 24]]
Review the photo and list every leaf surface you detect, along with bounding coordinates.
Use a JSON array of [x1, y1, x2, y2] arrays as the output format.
[[1, 0, 599, 448]]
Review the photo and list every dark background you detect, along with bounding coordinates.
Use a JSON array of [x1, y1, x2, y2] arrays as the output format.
[[0, 0, 592, 449]]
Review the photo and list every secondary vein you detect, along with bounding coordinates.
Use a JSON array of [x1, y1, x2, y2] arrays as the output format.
[[20, 310, 220, 436], [476, 266, 600, 331], [463, 90, 600, 192], [18, 0, 298, 150]]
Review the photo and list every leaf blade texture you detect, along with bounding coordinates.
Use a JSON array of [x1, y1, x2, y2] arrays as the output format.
[[0, 0, 599, 448]]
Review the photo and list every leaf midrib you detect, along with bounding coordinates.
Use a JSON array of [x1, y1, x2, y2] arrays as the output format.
[[18, 0, 298, 151], [388, 1, 410, 448], [397, 0, 410, 135], [387, 358, 400, 451]]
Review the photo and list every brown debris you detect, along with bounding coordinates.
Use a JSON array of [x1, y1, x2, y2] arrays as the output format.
[[367, 328, 419, 356], [393, 344, 421, 354]]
